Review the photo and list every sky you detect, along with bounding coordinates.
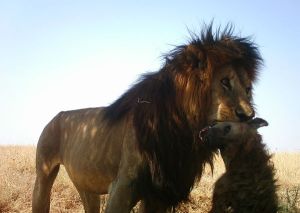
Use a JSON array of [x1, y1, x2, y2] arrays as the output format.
[[0, 0, 299, 151]]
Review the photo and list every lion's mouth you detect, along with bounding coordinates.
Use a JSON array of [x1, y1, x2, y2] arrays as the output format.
[[211, 119, 233, 123]]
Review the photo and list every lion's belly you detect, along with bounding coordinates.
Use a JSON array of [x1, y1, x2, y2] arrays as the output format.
[[64, 163, 117, 194], [61, 137, 123, 194]]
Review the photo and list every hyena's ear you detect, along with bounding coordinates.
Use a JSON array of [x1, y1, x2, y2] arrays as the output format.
[[248, 118, 269, 129]]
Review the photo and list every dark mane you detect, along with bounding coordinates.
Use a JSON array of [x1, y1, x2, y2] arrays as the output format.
[[103, 24, 262, 206], [104, 24, 262, 123]]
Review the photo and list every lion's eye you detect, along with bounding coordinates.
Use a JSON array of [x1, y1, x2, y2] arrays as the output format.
[[221, 78, 231, 90]]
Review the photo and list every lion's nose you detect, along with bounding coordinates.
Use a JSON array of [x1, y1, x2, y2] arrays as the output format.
[[235, 108, 255, 121]]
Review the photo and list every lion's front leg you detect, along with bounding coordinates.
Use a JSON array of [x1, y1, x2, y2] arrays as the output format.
[[105, 177, 139, 213], [105, 128, 143, 213]]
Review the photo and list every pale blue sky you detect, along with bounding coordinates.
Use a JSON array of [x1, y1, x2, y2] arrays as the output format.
[[0, 0, 299, 151]]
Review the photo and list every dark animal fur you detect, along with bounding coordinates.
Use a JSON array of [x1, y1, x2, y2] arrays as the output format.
[[103, 24, 262, 207], [210, 134, 278, 213]]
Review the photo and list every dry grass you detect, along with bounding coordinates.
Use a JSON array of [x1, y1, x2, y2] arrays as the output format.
[[0, 146, 299, 212]]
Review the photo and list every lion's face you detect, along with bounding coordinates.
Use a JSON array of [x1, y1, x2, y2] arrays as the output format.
[[208, 65, 255, 123]]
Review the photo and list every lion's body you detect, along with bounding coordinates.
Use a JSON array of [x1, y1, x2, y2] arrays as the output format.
[[32, 25, 263, 213]]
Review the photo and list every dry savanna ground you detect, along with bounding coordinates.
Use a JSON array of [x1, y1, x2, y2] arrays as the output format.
[[0, 146, 299, 213]]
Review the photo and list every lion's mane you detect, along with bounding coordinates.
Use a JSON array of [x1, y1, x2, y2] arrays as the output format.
[[103, 24, 262, 206]]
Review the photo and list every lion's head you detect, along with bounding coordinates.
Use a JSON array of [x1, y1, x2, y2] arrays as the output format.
[[104, 24, 263, 206], [164, 25, 262, 128]]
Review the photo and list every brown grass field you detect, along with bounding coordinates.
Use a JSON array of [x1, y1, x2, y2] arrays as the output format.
[[0, 146, 299, 213]]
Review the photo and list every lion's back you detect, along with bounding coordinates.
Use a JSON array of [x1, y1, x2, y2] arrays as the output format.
[[37, 107, 125, 169]]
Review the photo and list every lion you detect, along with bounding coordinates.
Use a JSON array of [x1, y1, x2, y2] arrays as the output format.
[[32, 24, 262, 213], [201, 118, 278, 213]]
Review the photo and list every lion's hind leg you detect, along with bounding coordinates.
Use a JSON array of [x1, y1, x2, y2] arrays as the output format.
[[76, 189, 100, 213], [32, 113, 62, 212], [32, 164, 60, 213]]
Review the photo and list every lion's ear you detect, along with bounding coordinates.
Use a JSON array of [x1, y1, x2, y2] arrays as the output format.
[[186, 44, 206, 69]]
